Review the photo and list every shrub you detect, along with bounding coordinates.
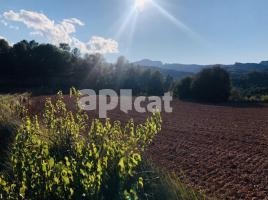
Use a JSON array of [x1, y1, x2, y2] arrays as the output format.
[[0, 91, 162, 200], [0, 94, 29, 170], [261, 95, 268, 103], [229, 88, 243, 102], [173, 77, 193, 99], [191, 66, 231, 102]]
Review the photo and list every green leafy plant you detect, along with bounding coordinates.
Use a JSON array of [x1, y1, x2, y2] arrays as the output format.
[[0, 93, 30, 170], [261, 95, 268, 103], [0, 90, 162, 200]]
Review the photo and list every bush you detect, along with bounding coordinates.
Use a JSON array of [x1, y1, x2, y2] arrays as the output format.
[[191, 66, 231, 102], [229, 88, 243, 102], [173, 77, 193, 99], [0, 94, 29, 170], [0, 91, 162, 200], [261, 95, 268, 103]]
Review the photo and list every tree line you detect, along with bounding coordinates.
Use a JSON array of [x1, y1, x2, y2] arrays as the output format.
[[1, 39, 237, 102], [0, 39, 173, 95], [173, 66, 231, 102]]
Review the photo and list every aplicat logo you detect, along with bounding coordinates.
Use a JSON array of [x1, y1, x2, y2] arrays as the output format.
[[78, 89, 173, 118]]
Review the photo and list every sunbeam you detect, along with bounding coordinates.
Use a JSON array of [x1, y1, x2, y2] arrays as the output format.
[[150, 0, 202, 41], [115, 7, 136, 39], [114, 5, 139, 56], [126, 11, 138, 54], [115, 0, 151, 39], [115, 0, 205, 52]]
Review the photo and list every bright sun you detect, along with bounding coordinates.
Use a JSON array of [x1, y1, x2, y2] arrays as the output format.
[[135, 0, 147, 11]]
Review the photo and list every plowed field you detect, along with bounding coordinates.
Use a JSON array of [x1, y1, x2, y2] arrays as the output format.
[[30, 96, 268, 200]]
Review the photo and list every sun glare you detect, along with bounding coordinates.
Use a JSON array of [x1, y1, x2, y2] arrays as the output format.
[[115, 0, 202, 48], [135, 0, 147, 12]]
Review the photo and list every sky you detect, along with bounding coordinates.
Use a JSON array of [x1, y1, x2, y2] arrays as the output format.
[[0, 0, 268, 64]]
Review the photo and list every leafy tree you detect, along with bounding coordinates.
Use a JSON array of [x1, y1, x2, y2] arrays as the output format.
[[0, 39, 10, 76], [173, 76, 193, 99], [29, 40, 39, 49], [148, 71, 164, 96], [139, 69, 152, 95], [164, 74, 174, 91], [59, 43, 71, 52], [116, 56, 128, 69], [191, 66, 231, 102], [123, 67, 142, 95], [71, 48, 81, 57], [0, 39, 10, 54]]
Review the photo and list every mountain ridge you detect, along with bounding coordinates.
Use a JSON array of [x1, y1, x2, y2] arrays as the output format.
[[133, 59, 268, 74]]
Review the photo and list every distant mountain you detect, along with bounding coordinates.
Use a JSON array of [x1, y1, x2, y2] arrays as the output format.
[[160, 63, 209, 73], [133, 59, 268, 79], [140, 65, 194, 80], [227, 62, 268, 73], [260, 61, 268, 66], [133, 59, 163, 68], [133, 59, 211, 73]]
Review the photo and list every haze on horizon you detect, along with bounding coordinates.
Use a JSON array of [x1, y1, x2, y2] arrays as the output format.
[[0, 0, 268, 65]]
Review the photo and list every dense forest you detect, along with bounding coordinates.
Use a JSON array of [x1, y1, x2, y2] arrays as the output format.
[[173, 67, 231, 102], [0, 39, 173, 95], [231, 71, 268, 97]]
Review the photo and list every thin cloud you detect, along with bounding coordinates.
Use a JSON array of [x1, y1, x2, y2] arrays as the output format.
[[3, 9, 119, 54]]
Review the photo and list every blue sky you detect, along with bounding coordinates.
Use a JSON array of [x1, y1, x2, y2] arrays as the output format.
[[0, 0, 268, 64]]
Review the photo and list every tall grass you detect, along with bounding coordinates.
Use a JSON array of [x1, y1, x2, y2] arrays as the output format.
[[138, 160, 207, 200]]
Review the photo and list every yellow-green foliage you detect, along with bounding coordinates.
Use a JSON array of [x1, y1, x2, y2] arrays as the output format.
[[0, 93, 30, 168], [261, 95, 268, 103], [0, 90, 162, 200]]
